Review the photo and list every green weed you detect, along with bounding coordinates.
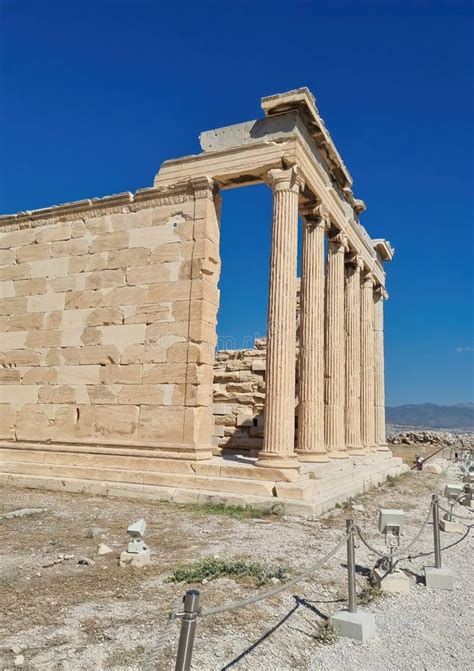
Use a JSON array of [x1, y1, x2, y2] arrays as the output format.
[[166, 557, 287, 587]]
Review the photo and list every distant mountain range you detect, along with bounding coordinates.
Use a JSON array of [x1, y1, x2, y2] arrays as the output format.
[[386, 403, 474, 431]]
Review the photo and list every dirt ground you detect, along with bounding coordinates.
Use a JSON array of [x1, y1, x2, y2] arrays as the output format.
[[0, 460, 466, 670]]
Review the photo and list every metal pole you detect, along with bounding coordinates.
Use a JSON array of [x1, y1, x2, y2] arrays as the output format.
[[346, 519, 357, 613], [175, 590, 200, 671], [432, 495, 442, 569]]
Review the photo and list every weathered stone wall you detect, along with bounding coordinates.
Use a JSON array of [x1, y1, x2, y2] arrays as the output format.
[[0, 182, 220, 458], [212, 339, 267, 453]]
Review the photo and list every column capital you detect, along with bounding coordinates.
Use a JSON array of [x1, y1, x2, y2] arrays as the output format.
[[374, 285, 389, 300], [345, 252, 364, 271], [267, 165, 305, 194], [301, 203, 330, 232], [329, 231, 349, 253], [362, 271, 375, 287]]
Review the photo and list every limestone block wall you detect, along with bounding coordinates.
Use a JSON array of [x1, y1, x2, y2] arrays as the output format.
[[0, 181, 221, 459], [212, 339, 267, 453]]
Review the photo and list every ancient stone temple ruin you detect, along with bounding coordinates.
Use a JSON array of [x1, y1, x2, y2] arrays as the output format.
[[0, 88, 405, 515]]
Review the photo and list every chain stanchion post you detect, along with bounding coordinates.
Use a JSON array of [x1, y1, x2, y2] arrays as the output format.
[[432, 494, 442, 569], [175, 590, 200, 671], [346, 519, 357, 613], [331, 519, 375, 642], [424, 494, 454, 590]]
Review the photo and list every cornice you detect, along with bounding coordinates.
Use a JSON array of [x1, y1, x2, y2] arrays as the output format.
[[261, 88, 353, 190], [372, 238, 395, 262], [0, 179, 217, 232]]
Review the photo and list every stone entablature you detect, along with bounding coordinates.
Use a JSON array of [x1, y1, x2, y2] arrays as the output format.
[[0, 87, 402, 515]]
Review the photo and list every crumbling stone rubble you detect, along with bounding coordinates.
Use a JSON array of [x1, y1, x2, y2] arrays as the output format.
[[388, 430, 473, 448]]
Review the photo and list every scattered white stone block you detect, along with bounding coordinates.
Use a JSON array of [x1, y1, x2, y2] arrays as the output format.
[[120, 548, 151, 568], [373, 568, 411, 593], [97, 543, 113, 555], [77, 556, 95, 567], [424, 463, 442, 474]]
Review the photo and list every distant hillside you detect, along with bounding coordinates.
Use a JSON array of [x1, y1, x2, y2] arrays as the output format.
[[386, 403, 474, 430]]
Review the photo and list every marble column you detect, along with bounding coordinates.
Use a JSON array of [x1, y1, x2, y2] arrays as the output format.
[[257, 166, 303, 469], [344, 255, 366, 454], [374, 287, 389, 449], [360, 271, 376, 450], [296, 206, 329, 462], [324, 232, 349, 458]]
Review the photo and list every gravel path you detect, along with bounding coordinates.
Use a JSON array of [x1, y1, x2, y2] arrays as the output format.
[[189, 463, 473, 671], [312, 461, 474, 671], [312, 520, 473, 670]]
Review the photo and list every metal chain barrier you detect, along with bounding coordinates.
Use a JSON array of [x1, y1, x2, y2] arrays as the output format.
[[354, 525, 387, 558], [393, 501, 434, 558], [142, 597, 183, 671], [199, 533, 350, 618], [407, 526, 471, 560]]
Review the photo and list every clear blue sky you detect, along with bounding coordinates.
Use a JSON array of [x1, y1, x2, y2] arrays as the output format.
[[1, 0, 473, 406]]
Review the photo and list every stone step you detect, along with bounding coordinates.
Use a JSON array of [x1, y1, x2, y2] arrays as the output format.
[[308, 458, 404, 495], [0, 459, 278, 498], [300, 454, 380, 478], [0, 444, 303, 483], [0, 457, 409, 518], [274, 480, 319, 500], [314, 462, 406, 501], [0, 445, 194, 474], [0, 471, 280, 509]]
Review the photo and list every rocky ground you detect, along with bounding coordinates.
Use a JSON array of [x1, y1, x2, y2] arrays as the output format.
[[0, 462, 472, 670]]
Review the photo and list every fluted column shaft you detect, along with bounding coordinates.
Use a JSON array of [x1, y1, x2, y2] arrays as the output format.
[[361, 272, 376, 449], [257, 166, 302, 469], [374, 288, 388, 448], [344, 257, 365, 453], [297, 208, 329, 462], [324, 233, 349, 457]]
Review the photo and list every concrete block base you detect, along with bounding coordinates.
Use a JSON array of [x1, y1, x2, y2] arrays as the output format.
[[440, 519, 464, 534], [424, 566, 454, 591], [373, 568, 411, 593], [119, 548, 151, 568], [331, 609, 376, 642]]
